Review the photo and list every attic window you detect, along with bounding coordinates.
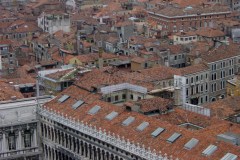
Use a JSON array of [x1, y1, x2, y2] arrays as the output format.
[[58, 95, 70, 103]]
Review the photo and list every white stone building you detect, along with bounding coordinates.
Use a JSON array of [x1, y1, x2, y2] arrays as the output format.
[[37, 12, 71, 34], [0, 96, 52, 160]]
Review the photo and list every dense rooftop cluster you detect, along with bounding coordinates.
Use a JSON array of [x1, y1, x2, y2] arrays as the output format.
[[0, 0, 240, 159]]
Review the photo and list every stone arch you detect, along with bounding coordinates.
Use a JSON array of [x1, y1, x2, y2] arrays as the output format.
[[51, 127, 54, 141], [110, 153, 114, 160], [44, 124, 47, 138], [97, 147, 101, 160], [102, 149, 106, 160], [211, 97, 216, 102], [47, 146, 51, 159], [92, 146, 97, 159], [47, 125, 51, 139], [80, 140, 84, 155], [40, 123, 44, 136], [76, 139, 80, 154], [84, 142, 88, 157], [65, 133, 68, 148], [106, 151, 110, 160]]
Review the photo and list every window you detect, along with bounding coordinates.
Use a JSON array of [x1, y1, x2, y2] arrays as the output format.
[[144, 63, 148, 68], [122, 94, 126, 99], [130, 94, 133, 100], [191, 77, 193, 83], [186, 78, 189, 84], [201, 85, 203, 92], [211, 73, 217, 80], [24, 131, 31, 148], [196, 76, 199, 82], [8, 133, 16, 150], [63, 82, 68, 88], [107, 97, 111, 102], [174, 56, 177, 60], [211, 64, 216, 71], [138, 97, 141, 100], [205, 83, 208, 91], [115, 95, 119, 101]]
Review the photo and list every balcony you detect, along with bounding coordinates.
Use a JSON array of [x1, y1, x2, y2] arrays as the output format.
[[0, 147, 41, 160]]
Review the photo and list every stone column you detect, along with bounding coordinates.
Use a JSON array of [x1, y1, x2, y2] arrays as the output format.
[[33, 129, 37, 147], [2, 133, 7, 152], [17, 130, 22, 150]]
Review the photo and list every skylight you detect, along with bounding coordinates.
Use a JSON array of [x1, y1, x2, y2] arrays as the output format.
[[105, 111, 118, 121], [221, 153, 238, 160], [58, 95, 70, 103], [202, 145, 217, 156], [136, 122, 149, 131], [184, 138, 199, 150], [72, 100, 84, 110], [122, 116, 135, 126], [88, 105, 101, 115], [167, 132, 181, 143], [151, 127, 165, 137]]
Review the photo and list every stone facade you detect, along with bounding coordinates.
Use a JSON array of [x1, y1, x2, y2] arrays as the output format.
[[0, 96, 52, 160], [38, 107, 170, 160]]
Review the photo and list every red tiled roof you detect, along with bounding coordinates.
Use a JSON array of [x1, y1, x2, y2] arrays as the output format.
[[44, 85, 240, 160]]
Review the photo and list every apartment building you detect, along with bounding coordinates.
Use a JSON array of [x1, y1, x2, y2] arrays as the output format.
[[201, 44, 240, 101], [179, 64, 210, 105], [37, 11, 70, 34]]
